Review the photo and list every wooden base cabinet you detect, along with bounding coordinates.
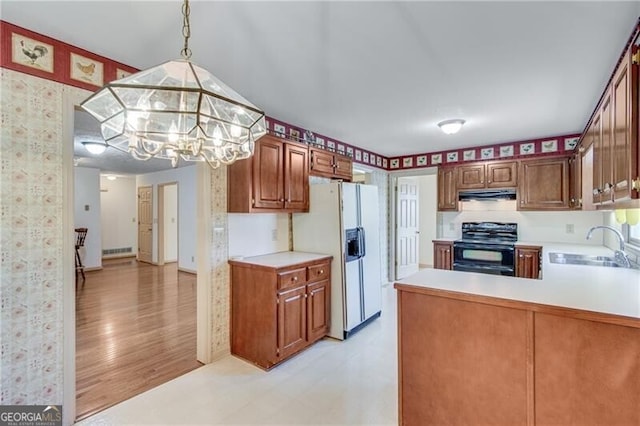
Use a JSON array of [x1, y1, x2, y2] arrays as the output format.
[[515, 245, 541, 279], [230, 254, 331, 370], [433, 241, 453, 270], [395, 285, 640, 426]]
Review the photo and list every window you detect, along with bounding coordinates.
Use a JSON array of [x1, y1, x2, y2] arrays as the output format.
[[624, 222, 640, 247]]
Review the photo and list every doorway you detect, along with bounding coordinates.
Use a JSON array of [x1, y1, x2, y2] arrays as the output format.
[[391, 169, 439, 280], [71, 107, 203, 420], [158, 182, 179, 265]]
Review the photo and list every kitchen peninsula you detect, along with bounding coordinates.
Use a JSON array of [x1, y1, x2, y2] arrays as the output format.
[[394, 244, 640, 425]]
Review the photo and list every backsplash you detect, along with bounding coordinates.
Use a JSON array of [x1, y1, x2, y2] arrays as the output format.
[[439, 209, 607, 245], [227, 213, 289, 258]]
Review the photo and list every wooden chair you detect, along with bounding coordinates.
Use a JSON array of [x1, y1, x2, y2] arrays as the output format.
[[75, 227, 88, 287]]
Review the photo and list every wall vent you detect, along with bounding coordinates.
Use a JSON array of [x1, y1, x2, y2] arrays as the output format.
[[102, 247, 133, 255]]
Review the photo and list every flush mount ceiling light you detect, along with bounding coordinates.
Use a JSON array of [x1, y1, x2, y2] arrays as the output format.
[[80, 0, 266, 168], [438, 119, 466, 135], [81, 140, 107, 155]]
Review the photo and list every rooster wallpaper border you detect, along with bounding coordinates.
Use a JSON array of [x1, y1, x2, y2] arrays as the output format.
[[69, 52, 103, 87], [10, 32, 54, 73], [1, 20, 137, 93], [1, 19, 581, 172]]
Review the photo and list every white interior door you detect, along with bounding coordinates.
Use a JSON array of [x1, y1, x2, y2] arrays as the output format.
[[137, 186, 153, 264], [396, 177, 419, 279]]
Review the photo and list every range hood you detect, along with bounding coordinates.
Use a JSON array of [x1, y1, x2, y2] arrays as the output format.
[[458, 188, 517, 202]]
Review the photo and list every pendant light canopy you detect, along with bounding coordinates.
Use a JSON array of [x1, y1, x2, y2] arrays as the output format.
[[81, 0, 266, 168]]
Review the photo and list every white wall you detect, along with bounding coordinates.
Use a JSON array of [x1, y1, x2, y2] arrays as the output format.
[[164, 184, 178, 262], [418, 175, 438, 266], [137, 165, 197, 271], [228, 213, 289, 258], [100, 176, 137, 257], [439, 203, 606, 244], [74, 167, 101, 269]]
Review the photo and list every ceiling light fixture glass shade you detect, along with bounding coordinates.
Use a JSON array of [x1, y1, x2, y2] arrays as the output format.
[[80, 0, 266, 168], [82, 140, 107, 155], [438, 119, 466, 135]]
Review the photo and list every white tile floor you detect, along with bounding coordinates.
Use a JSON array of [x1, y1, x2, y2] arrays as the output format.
[[77, 286, 398, 425]]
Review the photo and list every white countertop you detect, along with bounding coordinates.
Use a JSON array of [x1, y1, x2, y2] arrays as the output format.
[[396, 243, 640, 319], [229, 251, 332, 268]]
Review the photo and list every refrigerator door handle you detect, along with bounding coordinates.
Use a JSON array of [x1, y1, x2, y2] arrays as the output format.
[[357, 227, 366, 259]]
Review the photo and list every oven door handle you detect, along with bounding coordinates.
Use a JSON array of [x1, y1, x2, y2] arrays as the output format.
[[454, 242, 515, 252]]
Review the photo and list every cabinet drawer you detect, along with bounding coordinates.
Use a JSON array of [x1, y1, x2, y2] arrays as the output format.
[[278, 268, 307, 290], [307, 263, 330, 282]]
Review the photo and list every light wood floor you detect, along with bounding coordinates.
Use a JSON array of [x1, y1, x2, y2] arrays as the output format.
[[75, 258, 202, 421]]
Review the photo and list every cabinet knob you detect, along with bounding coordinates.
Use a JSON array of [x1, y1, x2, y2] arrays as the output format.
[[487, 180, 492, 183], [319, 270, 324, 274], [446, 249, 450, 253], [280, 198, 285, 202], [519, 254, 524, 258], [293, 276, 298, 281]]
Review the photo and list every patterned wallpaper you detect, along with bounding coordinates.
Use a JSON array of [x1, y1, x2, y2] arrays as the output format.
[[208, 166, 231, 358], [1, 69, 67, 405]]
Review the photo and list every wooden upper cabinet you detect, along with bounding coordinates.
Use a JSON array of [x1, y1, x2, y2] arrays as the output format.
[[457, 161, 517, 190], [437, 167, 458, 211], [569, 152, 582, 209], [252, 137, 285, 209], [611, 46, 637, 203], [457, 164, 485, 189], [309, 148, 353, 181], [591, 112, 603, 205], [227, 135, 309, 213], [518, 156, 570, 210], [283, 143, 309, 211], [486, 161, 518, 188], [585, 44, 639, 208], [600, 90, 614, 204]]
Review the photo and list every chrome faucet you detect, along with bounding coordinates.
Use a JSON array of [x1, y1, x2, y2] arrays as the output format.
[[586, 225, 631, 268]]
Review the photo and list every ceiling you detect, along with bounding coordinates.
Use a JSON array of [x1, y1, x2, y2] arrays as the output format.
[[3, 1, 640, 167]]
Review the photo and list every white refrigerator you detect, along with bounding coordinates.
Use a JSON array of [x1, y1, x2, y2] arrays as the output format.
[[293, 182, 382, 340]]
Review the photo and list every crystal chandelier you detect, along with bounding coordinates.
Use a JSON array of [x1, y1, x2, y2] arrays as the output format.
[[81, 0, 266, 168]]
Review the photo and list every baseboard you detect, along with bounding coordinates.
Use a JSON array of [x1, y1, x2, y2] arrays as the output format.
[[178, 267, 197, 275], [419, 263, 433, 269], [83, 266, 103, 272]]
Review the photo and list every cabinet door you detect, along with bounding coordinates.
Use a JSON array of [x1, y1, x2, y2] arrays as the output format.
[[535, 313, 640, 425], [515, 247, 540, 279], [277, 286, 307, 359], [457, 164, 486, 189], [333, 155, 353, 181], [309, 148, 335, 177], [438, 167, 458, 211], [306, 280, 330, 343], [284, 143, 309, 211], [612, 50, 633, 202], [486, 161, 517, 188], [590, 114, 602, 205], [433, 242, 452, 270], [568, 154, 582, 209], [600, 90, 614, 204], [519, 157, 570, 210], [252, 137, 284, 209]]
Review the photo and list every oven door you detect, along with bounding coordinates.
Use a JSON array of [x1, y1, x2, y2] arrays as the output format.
[[452, 242, 515, 276]]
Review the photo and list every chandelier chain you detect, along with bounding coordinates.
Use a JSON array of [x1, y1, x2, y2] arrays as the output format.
[[181, 0, 192, 59]]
